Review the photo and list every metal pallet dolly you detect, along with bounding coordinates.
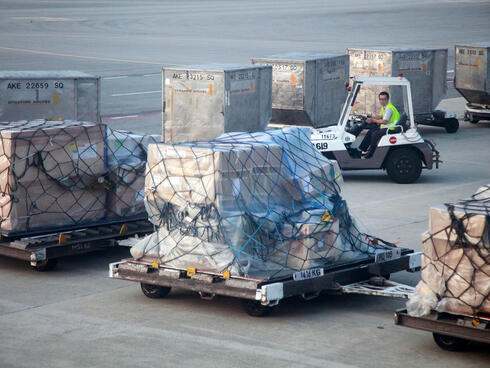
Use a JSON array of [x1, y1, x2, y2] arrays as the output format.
[[395, 309, 490, 351], [110, 248, 421, 316], [0, 216, 154, 271]]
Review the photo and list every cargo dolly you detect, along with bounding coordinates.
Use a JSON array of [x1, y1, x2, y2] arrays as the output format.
[[464, 103, 490, 124], [109, 247, 421, 316], [0, 216, 154, 271], [394, 309, 490, 351]]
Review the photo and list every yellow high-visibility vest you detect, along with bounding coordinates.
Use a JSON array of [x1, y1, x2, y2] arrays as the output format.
[[381, 102, 400, 129]]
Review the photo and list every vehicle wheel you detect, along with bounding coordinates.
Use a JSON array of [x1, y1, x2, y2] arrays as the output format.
[[432, 333, 470, 351], [31, 259, 58, 272], [385, 148, 422, 184], [445, 118, 459, 133], [469, 116, 479, 124], [140, 283, 172, 298], [242, 300, 274, 317]]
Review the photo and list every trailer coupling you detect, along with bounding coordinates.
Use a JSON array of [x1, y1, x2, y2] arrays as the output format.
[[425, 139, 442, 169]]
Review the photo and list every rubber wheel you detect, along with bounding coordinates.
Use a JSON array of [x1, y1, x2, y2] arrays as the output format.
[[242, 300, 274, 317], [31, 259, 58, 272], [444, 118, 459, 133], [432, 333, 470, 351], [385, 148, 422, 184], [140, 283, 172, 298], [469, 116, 479, 124]]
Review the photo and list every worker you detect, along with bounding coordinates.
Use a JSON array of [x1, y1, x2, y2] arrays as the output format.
[[358, 91, 400, 158]]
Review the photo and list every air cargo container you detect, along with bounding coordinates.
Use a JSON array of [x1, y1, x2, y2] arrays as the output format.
[[348, 47, 458, 133], [162, 64, 272, 142], [252, 53, 349, 128], [455, 43, 490, 123], [0, 71, 100, 122]]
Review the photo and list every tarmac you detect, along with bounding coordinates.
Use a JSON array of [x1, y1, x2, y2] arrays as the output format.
[[0, 1, 489, 367]]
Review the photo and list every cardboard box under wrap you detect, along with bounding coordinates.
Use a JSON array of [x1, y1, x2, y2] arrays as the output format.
[[108, 174, 146, 218], [269, 212, 342, 270], [429, 205, 488, 245], [284, 160, 342, 202], [144, 142, 286, 223], [106, 131, 160, 218], [418, 231, 490, 316], [0, 120, 107, 232], [408, 189, 490, 317], [0, 120, 106, 186]]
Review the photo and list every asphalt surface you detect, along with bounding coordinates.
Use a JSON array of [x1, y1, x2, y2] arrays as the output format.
[[0, 1, 490, 367]]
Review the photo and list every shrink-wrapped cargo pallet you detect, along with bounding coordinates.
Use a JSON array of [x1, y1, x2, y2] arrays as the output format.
[[0, 119, 160, 234], [407, 185, 490, 317], [106, 130, 161, 218], [133, 127, 397, 280], [0, 120, 107, 231]]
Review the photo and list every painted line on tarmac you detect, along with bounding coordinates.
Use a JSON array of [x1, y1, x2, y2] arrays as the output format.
[[102, 112, 161, 122], [144, 73, 160, 77], [103, 75, 129, 80], [111, 90, 160, 97], [107, 115, 138, 120], [0, 45, 182, 66]]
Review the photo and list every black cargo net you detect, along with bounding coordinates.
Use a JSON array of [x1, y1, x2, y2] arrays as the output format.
[[408, 185, 490, 317], [0, 120, 159, 235], [135, 127, 396, 280]]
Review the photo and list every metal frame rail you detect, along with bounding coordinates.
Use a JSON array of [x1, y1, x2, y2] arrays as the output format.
[[110, 250, 420, 305], [0, 218, 154, 266], [394, 309, 490, 345]]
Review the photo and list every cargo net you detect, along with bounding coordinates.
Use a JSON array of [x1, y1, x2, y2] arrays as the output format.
[[408, 185, 490, 317], [0, 119, 160, 235], [133, 127, 397, 280]]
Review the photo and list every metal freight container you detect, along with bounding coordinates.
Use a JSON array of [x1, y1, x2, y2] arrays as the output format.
[[455, 43, 490, 106], [0, 71, 100, 122], [162, 64, 272, 143], [347, 48, 448, 119], [252, 53, 349, 127]]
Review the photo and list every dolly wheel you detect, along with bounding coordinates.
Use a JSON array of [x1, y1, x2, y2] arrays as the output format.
[[445, 118, 459, 133], [469, 116, 479, 124], [140, 283, 172, 298], [432, 333, 470, 351], [242, 300, 274, 317], [31, 259, 58, 272], [385, 148, 422, 184]]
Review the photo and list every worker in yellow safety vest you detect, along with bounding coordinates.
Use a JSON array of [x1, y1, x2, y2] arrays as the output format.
[[359, 91, 400, 158]]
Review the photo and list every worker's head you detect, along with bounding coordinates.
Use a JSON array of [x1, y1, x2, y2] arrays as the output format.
[[379, 91, 389, 107]]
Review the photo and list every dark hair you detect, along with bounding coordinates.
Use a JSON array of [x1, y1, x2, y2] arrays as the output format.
[[379, 91, 389, 100]]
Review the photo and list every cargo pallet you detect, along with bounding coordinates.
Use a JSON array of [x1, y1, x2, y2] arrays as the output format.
[[0, 216, 154, 271], [395, 309, 490, 351], [109, 248, 421, 316]]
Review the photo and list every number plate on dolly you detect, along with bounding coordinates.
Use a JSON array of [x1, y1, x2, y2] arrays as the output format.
[[375, 248, 401, 263], [293, 268, 324, 281]]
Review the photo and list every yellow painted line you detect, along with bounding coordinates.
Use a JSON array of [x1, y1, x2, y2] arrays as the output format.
[[0, 45, 182, 66]]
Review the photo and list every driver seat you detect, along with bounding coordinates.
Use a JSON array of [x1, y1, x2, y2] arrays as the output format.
[[390, 112, 409, 133]]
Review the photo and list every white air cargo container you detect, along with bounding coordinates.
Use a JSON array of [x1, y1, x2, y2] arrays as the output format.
[[0, 71, 100, 122], [252, 53, 349, 127], [162, 64, 272, 143], [347, 47, 448, 119], [455, 43, 490, 106]]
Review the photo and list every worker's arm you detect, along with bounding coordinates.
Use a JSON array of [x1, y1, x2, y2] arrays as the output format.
[[366, 117, 388, 125], [366, 107, 393, 125]]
